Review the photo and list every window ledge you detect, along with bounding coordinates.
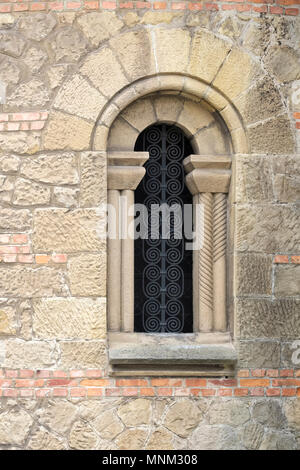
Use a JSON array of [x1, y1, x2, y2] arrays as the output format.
[[108, 332, 237, 377]]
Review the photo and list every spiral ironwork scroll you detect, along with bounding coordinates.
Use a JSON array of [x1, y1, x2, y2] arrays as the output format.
[[134, 124, 193, 333]]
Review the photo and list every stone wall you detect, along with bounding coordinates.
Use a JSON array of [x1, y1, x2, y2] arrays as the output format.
[[0, 4, 299, 450]]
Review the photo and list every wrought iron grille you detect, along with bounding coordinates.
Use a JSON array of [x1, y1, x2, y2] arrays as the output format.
[[134, 124, 193, 333]]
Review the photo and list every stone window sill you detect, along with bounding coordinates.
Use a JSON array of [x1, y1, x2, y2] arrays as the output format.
[[108, 332, 237, 377]]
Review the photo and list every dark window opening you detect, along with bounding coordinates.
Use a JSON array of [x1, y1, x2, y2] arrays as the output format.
[[134, 124, 193, 333]]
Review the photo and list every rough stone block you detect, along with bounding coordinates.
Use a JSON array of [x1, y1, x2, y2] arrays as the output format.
[[20, 152, 79, 185], [13, 178, 51, 206], [248, 115, 295, 155], [235, 254, 273, 296], [0, 208, 31, 231], [237, 340, 281, 368], [80, 151, 106, 207], [59, 340, 107, 368], [68, 254, 106, 297], [154, 28, 191, 74], [274, 264, 300, 297], [3, 338, 57, 368], [43, 111, 93, 151]]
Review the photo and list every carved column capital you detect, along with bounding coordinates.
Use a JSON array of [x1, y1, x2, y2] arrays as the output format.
[[184, 155, 232, 195], [107, 151, 149, 190]]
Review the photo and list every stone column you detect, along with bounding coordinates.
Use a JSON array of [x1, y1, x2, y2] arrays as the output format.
[[184, 155, 231, 333], [107, 152, 149, 332]]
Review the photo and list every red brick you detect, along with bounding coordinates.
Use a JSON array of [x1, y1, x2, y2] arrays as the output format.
[[47, 379, 73, 387], [296, 122, 300, 129], [70, 388, 87, 397], [201, 389, 216, 397], [297, 387, 300, 397], [174, 388, 190, 396], [282, 388, 296, 396], [238, 370, 250, 378], [66, 1, 82, 8], [11, 234, 28, 244], [51, 254, 67, 263], [119, 2, 133, 7], [13, 3, 29, 11], [36, 370, 51, 378], [5, 370, 18, 378], [252, 369, 266, 377], [18, 255, 34, 263], [84, 0, 99, 8], [171, 2, 186, 9], [154, 1, 167, 8], [218, 388, 233, 396], [3, 389, 18, 397], [280, 369, 294, 377], [274, 255, 289, 264], [136, 1, 151, 7], [116, 379, 148, 387], [80, 379, 110, 387], [34, 380, 45, 387], [87, 388, 103, 396], [30, 3, 47, 11], [0, 5, 11, 12], [250, 388, 265, 396], [0, 235, 10, 244], [208, 379, 237, 387], [70, 370, 84, 377], [105, 388, 120, 396], [36, 389, 51, 397], [285, 7, 299, 14], [151, 378, 182, 387], [185, 378, 207, 387], [266, 388, 281, 396], [15, 379, 34, 388], [0, 114, 9, 123], [52, 370, 67, 378], [36, 254, 51, 264], [53, 388, 68, 397], [0, 245, 18, 254], [295, 370, 300, 377], [48, 2, 64, 10], [3, 254, 16, 263], [20, 389, 33, 397], [188, 2, 203, 10], [102, 1, 116, 8], [122, 387, 138, 396], [0, 379, 12, 387], [140, 387, 155, 396], [253, 5, 268, 12], [291, 256, 300, 264], [266, 369, 279, 377], [157, 387, 173, 396], [234, 388, 249, 396], [20, 369, 34, 378], [273, 379, 300, 387], [190, 388, 201, 396], [30, 121, 45, 131], [240, 379, 270, 387], [205, 3, 219, 10], [85, 369, 103, 378]]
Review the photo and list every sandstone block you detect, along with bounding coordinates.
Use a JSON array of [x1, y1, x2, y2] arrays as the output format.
[[116, 429, 148, 450], [37, 401, 77, 435], [189, 424, 240, 450], [146, 427, 174, 450], [33, 297, 106, 340], [207, 400, 250, 427], [4, 338, 57, 368], [20, 153, 79, 185], [68, 254, 106, 297], [0, 132, 41, 155], [28, 428, 67, 450], [0, 208, 31, 231], [238, 340, 280, 368], [265, 46, 300, 83], [0, 154, 20, 173], [43, 111, 93, 151], [235, 254, 272, 296], [76, 11, 123, 47], [13, 178, 51, 206], [69, 420, 98, 450], [252, 400, 286, 429], [0, 409, 33, 446], [53, 187, 79, 208], [274, 264, 300, 297], [7, 79, 50, 109], [93, 410, 124, 440], [248, 115, 295, 154], [164, 400, 201, 438], [17, 13, 57, 41], [154, 28, 191, 74], [23, 46, 48, 74], [0, 31, 26, 57], [118, 399, 151, 426], [235, 155, 273, 204], [80, 151, 106, 207], [32, 208, 106, 252], [50, 27, 88, 63], [0, 57, 21, 86], [59, 340, 106, 368]]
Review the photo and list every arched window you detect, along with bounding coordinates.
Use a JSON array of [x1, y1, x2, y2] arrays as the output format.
[[134, 124, 193, 333]]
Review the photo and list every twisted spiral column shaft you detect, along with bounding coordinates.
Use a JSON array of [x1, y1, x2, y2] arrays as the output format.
[[213, 193, 227, 331], [199, 192, 214, 332]]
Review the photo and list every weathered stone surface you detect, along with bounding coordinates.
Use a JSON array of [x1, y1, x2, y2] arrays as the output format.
[[59, 341, 106, 368], [238, 340, 281, 368], [281, 341, 300, 367], [236, 205, 300, 253], [217, 16, 244, 39], [235, 155, 273, 203], [252, 400, 286, 429], [116, 429, 148, 450], [20, 153, 79, 185], [13, 178, 51, 206], [284, 400, 300, 431], [242, 19, 272, 57], [235, 298, 300, 340], [241, 422, 264, 450], [80, 152, 106, 207], [214, 48, 261, 101], [32, 208, 106, 252], [0, 175, 14, 203], [0, 57, 21, 86], [207, 400, 250, 427], [141, 11, 182, 25], [93, 410, 124, 440], [53, 187, 79, 208], [54, 74, 106, 121], [0, 409, 33, 445], [118, 399, 151, 427], [28, 428, 67, 450], [235, 254, 272, 296], [189, 425, 241, 450], [274, 174, 300, 203], [68, 254, 106, 297], [0, 154, 20, 173], [0, 14, 15, 29], [146, 427, 174, 450], [33, 297, 106, 340], [0, 305, 17, 336], [110, 30, 155, 81], [178, 100, 214, 135], [4, 339, 57, 368], [46, 64, 69, 90], [265, 46, 300, 82], [81, 47, 128, 98], [76, 11, 123, 47], [0, 208, 31, 231], [7, 79, 50, 109], [154, 28, 191, 74], [69, 420, 98, 450], [50, 27, 88, 63], [259, 430, 297, 450], [17, 13, 57, 41], [23, 46, 48, 74], [164, 401, 201, 438], [0, 31, 26, 57], [121, 98, 156, 132], [0, 132, 41, 155], [79, 400, 121, 421], [37, 401, 77, 435], [0, 265, 66, 297], [274, 265, 300, 297], [108, 117, 139, 151], [43, 111, 93, 151], [234, 77, 284, 125], [189, 30, 231, 83], [248, 115, 295, 154]]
